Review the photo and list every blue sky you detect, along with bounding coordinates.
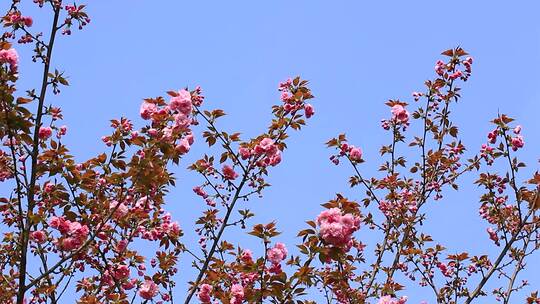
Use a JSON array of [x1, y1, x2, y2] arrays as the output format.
[[5, 1, 540, 302]]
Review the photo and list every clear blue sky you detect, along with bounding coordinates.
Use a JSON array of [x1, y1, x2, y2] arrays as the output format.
[[5, 1, 540, 302]]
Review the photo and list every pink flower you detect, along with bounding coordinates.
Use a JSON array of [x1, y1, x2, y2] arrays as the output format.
[[316, 208, 361, 250], [23, 16, 33, 27], [435, 60, 445, 76], [175, 138, 191, 155], [304, 103, 315, 118], [116, 239, 128, 252], [61, 235, 87, 250], [50, 217, 89, 250], [198, 284, 213, 303], [0, 48, 19, 71], [391, 104, 409, 124], [487, 130, 497, 144], [349, 147, 362, 162], [185, 132, 195, 145], [174, 112, 191, 130], [109, 200, 128, 219], [255, 138, 277, 155], [238, 147, 251, 160], [113, 264, 130, 280], [59, 125, 67, 136], [139, 280, 158, 300], [140, 101, 157, 120], [43, 182, 54, 193], [31, 230, 46, 243], [230, 284, 244, 304], [169, 89, 192, 115], [267, 242, 287, 265], [511, 136, 524, 151], [193, 186, 208, 198], [280, 91, 292, 102], [254, 137, 282, 167], [122, 279, 136, 290], [449, 70, 463, 80], [38, 126, 52, 139], [487, 227, 500, 246], [267, 152, 281, 166], [378, 295, 408, 304], [49, 216, 70, 234], [278, 78, 292, 91], [513, 125, 522, 134], [222, 164, 238, 180], [241, 249, 253, 262], [464, 56, 473, 73]]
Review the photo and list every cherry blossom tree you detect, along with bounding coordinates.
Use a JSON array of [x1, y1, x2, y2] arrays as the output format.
[[1, 1, 539, 304]]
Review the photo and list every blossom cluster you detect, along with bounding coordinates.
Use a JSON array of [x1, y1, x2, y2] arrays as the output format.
[[267, 242, 288, 273], [279, 77, 315, 117], [48, 216, 90, 251], [316, 207, 361, 250], [378, 189, 417, 218], [329, 140, 363, 165], [381, 101, 410, 130], [239, 137, 282, 167], [435, 55, 473, 81], [0, 47, 18, 72]]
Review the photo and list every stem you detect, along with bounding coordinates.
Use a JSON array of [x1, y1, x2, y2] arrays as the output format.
[[503, 236, 530, 304], [17, 7, 60, 304], [464, 209, 533, 303], [364, 226, 390, 296], [385, 80, 457, 285], [259, 240, 268, 303], [183, 176, 248, 304], [184, 108, 301, 304]]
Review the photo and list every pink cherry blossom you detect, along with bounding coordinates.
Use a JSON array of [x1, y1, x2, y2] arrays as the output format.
[[487, 129, 497, 144], [449, 70, 463, 80], [278, 78, 292, 91], [38, 126, 52, 139], [23, 16, 33, 27], [169, 89, 192, 115], [487, 227, 500, 246], [109, 200, 128, 219], [112, 264, 130, 280], [316, 208, 360, 250], [230, 284, 244, 304], [31, 230, 46, 243], [255, 138, 277, 155], [391, 104, 409, 124], [304, 103, 315, 118], [59, 125, 67, 136], [267, 242, 287, 265], [349, 147, 362, 162], [139, 280, 158, 300], [175, 138, 191, 154], [434, 60, 445, 75], [241, 249, 253, 262], [0, 48, 19, 72], [198, 283, 213, 303], [254, 137, 282, 167], [511, 135, 524, 151], [378, 295, 408, 304], [222, 164, 238, 180], [140, 101, 157, 120], [174, 112, 191, 130], [238, 147, 251, 159]]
